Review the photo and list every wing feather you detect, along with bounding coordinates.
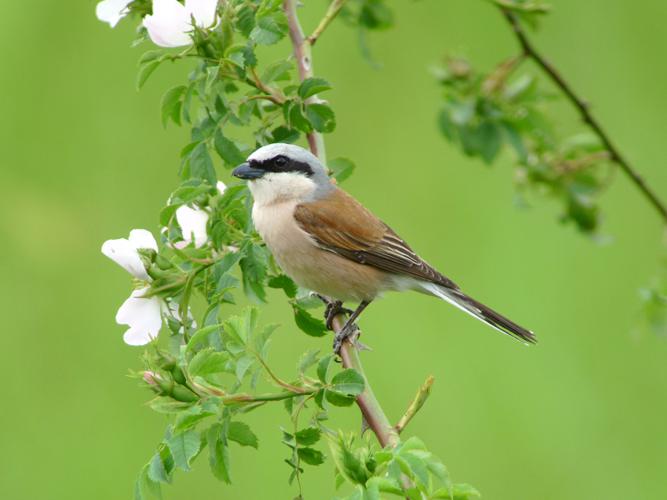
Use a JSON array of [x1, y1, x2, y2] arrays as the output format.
[[294, 188, 458, 289]]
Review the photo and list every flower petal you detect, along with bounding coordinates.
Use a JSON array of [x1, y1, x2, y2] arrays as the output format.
[[128, 229, 158, 251], [102, 237, 150, 280], [143, 0, 192, 47], [116, 287, 162, 346], [185, 0, 218, 28], [96, 0, 132, 28], [216, 180, 227, 195], [175, 205, 209, 248]]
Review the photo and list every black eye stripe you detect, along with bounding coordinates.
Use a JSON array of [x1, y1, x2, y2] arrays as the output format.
[[250, 156, 313, 176]]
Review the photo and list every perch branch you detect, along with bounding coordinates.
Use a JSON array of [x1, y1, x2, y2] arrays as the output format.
[[499, 8, 667, 223], [284, 0, 400, 450]]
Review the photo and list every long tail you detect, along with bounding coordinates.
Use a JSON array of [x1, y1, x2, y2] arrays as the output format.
[[419, 282, 536, 344]]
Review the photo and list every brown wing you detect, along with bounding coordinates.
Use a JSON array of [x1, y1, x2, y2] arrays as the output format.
[[294, 188, 458, 289]]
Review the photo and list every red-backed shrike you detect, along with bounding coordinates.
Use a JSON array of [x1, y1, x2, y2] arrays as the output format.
[[233, 143, 535, 351]]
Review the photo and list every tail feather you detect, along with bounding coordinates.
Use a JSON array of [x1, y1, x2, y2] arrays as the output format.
[[419, 282, 536, 345]]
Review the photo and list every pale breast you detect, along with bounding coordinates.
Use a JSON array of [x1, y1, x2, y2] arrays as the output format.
[[252, 201, 390, 302]]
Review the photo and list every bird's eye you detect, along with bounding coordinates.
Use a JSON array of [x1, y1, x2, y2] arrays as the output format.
[[274, 156, 288, 167]]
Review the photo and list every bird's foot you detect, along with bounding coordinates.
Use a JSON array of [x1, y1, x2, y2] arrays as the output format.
[[324, 301, 353, 331], [333, 323, 360, 355]]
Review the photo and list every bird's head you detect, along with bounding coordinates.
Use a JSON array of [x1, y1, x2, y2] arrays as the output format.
[[232, 143, 333, 205]]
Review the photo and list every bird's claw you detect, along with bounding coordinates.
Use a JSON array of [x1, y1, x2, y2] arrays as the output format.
[[333, 323, 360, 356], [324, 301, 353, 331]]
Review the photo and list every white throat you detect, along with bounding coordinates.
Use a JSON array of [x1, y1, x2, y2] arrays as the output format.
[[248, 172, 318, 207]]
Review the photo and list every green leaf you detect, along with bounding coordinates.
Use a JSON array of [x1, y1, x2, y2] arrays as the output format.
[[250, 15, 288, 45], [298, 348, 320, 374], [297, 446, 325, 466], [137, 59, 162, 90], [173, 404, 216, 433], [328, 157, 356, 183], [148, 396, 194, 414], [476, 121, 503, 164], [228, 421, 259, 449], [433, 483, 482, 499], [148, 446, 174, 484], [359, 0, 394, 30], [207, 424, 231, 483], [285, 100, 312, 133], [317, 354, 334, 383], [161, 85, 186, 128], [262, 60, 293, 84], [298, 78, 333, 99], [292, 303, 328, 337], [295, 427, 321, 446], [135, 464, 161, 500], [325, 388, 356, 407], [268, 274, 298, 298], [239, 242, 268, 302], [188, 349, 230, 377], [305, 103, 336, 133], [189, 143, 217, 185], [186, 324, 224, 354], [330, 369, 365, 397], [165, 429, 201, 471]]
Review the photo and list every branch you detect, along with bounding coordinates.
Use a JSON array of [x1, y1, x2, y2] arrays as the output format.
[[284, 0, 327, 163], [307, 0, 347, 46], [284, 0, 399, 450], [499, 8, 667, 223]]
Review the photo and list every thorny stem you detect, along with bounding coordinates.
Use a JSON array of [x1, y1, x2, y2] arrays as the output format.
[[284, 0, 327, 163], [500, 8, 667, 223], [284, 0, 401, 450]]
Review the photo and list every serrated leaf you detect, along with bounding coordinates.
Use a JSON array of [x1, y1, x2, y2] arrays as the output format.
[[297, 446, 325, 465], [250, 15, 288, 45], [228, 421, 259, 448], [207, 424, 231, 483], [135, 464, 161, 500], [305, 103, 336, 133], [188, 349, 230, 377], [161, 85, 186, 127], [148, 446, 174, 485], [268, 274, 298, 298], [317, 354, 334, 383], [239, 242, 268, 302], [292, 303, 328, 337], [295, 427, 321, 446], [137, 59, 162, 90], [186, 324, 223, 354], [189, 143, 217, 185], [172, 404, 216, 433], [165, 429, 201, 471], [298, 78, 332, 99], [262, 60, 293, 83]]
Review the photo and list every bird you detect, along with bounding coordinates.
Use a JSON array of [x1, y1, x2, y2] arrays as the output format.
[[232, 143, 535, 352]]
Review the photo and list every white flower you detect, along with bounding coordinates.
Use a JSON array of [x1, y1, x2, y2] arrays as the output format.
[[175, 205, 209, 248], [143, 0, 218, 48], [116, 287, 163, 345], [172, 181, 227, 248], [101, 229, 158, 281], [96, 0, 132, 28]]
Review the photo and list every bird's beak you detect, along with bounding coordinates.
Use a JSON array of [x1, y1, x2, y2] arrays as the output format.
[[232, 162, 265, 180]]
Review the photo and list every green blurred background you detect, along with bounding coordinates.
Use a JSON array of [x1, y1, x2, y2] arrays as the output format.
[[1, 1, 666, 498]]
